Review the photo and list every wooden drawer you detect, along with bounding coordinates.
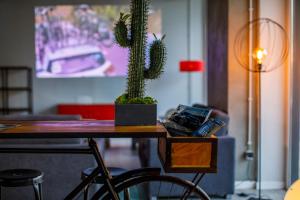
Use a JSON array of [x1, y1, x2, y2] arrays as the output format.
[[158, 132, 218, 173]]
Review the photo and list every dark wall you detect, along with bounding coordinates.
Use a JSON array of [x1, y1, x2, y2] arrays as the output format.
[[207, 0, 228, 112]]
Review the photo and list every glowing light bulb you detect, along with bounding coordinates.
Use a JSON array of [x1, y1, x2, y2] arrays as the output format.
[[254, 48, 268, 65]]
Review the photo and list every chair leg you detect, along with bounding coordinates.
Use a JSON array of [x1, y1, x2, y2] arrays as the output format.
[[38, 183, 43, 200], [0, 186, 2, 200], [105, 138, 110, 149], [124, 188, 130, 200], [33, 183, 42, 200], [84, 184, 91, 200], [131, 139, 137, 150]]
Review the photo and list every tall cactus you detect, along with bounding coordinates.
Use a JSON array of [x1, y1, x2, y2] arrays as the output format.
[[114, 0, 166, 101]]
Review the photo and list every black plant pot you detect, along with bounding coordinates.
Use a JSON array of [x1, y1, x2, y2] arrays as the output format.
[[115, 104, 157, 126]]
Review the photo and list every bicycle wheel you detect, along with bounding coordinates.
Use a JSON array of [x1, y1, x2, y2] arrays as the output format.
[[92, 175, 210, 200]]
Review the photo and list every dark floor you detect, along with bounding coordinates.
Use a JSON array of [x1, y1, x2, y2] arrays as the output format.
[[105, 146, 141, 169]]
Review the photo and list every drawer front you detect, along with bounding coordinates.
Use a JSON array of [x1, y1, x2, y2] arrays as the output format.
[[171, 142, 212, 168], [158, 135, 218, 173]]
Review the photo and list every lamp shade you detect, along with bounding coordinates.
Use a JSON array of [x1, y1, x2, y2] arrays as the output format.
[[179, 60, 205, 72]]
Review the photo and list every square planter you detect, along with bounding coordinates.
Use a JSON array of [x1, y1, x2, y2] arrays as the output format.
[[115, 104, 157, 126]]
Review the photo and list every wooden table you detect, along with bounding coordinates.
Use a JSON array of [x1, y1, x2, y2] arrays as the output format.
[[0, 120, 167, 138], [0, 120, 168, 200]]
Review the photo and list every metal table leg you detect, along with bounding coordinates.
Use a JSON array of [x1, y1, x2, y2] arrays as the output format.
[[64, 138, 120, 200]]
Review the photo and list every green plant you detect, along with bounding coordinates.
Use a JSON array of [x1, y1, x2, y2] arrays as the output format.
[[115, 94, 157, 104], [114, 0, 166, 103]]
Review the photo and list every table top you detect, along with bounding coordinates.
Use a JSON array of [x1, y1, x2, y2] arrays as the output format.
[[0, 121, 167, 139]]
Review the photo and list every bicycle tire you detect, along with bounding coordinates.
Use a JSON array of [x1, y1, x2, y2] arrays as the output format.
[[91, 174, 210, 200]]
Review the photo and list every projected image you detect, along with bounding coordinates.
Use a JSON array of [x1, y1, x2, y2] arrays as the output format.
[[35, 5, 161, 78]]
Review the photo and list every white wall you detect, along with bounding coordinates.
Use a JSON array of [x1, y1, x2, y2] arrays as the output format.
[[259, 0, 289, 189], [228, 0, 289, 188], [0, 0, 206, 115], [228, 0, 250, 182]]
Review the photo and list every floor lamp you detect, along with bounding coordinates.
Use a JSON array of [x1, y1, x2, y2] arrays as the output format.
[[179, 0, 205, 105], [234, 18, 289, 200]]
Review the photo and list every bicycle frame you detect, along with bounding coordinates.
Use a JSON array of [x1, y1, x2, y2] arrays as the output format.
[[64, 138, 162, 200], [0, 138, 206, 200]]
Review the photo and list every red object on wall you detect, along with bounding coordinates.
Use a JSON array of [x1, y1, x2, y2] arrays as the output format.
[[57, 104, 115, 120], [179, 60, 205, 72]]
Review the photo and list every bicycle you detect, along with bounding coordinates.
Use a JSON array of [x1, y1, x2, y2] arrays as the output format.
[[65, 138, 211, 200], [0, 120, 213, 200]]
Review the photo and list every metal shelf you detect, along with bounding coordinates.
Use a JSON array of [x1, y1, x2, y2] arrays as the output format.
[[0, 87, 31, 91], [0, 108, 32, 112], [0, 66, 32, 71], [0, 66, 33, 115]]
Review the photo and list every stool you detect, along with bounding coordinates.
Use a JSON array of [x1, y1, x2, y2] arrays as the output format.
[[81, 167, 128, 200], [0, 169, 43, 200]]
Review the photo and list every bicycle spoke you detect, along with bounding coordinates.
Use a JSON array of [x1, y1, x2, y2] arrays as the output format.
[[182, 173, 205, 200], [138, 184, 142, 200], [179, 174, 199, 200], [167, 183, 174, 200], [99, 175, 210, 200], [123, 188, 130, 200], [180, 173, 199, 200], [157, 180, 162, 199]]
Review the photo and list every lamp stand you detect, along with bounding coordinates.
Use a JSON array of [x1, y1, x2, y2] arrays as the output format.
[[248, 67, 271, 200], [187, 73, 192, 105], [233, 17, 289, 200], [257, 71, 262, 200]]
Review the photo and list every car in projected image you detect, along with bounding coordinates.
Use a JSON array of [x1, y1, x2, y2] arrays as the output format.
[[43, 45, 112, 75]]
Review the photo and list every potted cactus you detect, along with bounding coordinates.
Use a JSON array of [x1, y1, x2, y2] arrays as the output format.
[[114, 0, 166, 126]]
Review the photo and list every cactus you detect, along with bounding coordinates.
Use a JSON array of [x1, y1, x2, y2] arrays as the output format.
[[114, 0, 166, 102]]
